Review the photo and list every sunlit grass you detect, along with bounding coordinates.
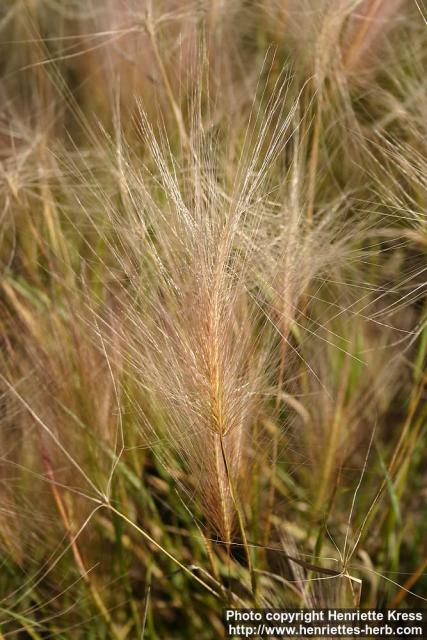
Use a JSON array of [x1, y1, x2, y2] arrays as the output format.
[[0, 1, 426, 637]]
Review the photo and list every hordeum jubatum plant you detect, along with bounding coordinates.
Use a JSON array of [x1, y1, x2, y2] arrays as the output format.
[[0, 0, 426, 637]]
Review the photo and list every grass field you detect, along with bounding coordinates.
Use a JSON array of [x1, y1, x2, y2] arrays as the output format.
[[0, 1, 426, 637]]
